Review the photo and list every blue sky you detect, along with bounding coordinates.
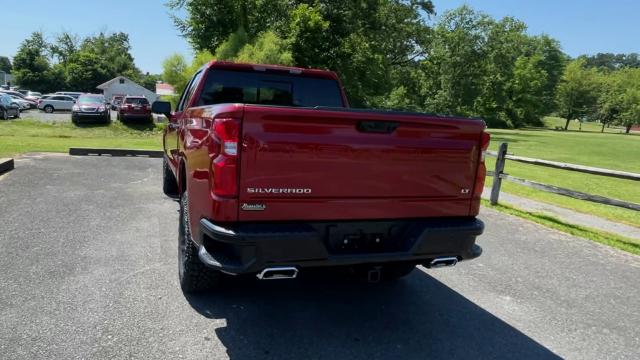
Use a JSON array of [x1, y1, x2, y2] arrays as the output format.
[[1, 0, 638, 74]]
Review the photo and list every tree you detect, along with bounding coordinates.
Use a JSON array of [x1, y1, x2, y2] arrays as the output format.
[[0, 56, 11, 73], [12, 32, 57, 92], [61, 32, 142, 91], [139, 73, 162, 92], [555, 59, 599, 130], [167, 0, 291, 52], [78, 32, 139, 79], [162, 53, 189, 95], [595, 72, 622, 132], [619, 88, 640, 133], [506, 55, 548, 127], [65, 51, 110, 92], [235, 31, 293, 65], [529, 35, 567, 113], [168, 0, 435, 106], [581, 53, 640, 70], [417, 6, 562, 127], [419, 6, 489, 116], [613, 68, 640, 133], [50, 32, 80, 66]]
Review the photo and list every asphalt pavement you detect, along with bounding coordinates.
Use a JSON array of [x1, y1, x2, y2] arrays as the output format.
[[0, 153, 638, 359]]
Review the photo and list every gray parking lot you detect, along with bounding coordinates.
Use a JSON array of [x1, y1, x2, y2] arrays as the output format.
[[0, 153, 639, 359], [19, 109, 73, 122]]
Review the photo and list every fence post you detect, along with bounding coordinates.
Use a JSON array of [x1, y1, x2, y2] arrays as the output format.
[[490, 142, 508, 205]]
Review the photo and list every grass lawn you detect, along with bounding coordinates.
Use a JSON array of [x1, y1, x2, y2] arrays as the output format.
[[543, 116, 631, 134], [482, 200, 640, 255], [487, 117, 640, 228], [0, 119, 163, 158]]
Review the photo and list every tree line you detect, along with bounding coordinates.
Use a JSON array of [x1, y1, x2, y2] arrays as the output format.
[[7, 31, 160, 94], [164, 1, 639, 132]]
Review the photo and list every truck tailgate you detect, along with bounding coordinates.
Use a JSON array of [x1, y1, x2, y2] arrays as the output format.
[[238, 106, 485, 221]]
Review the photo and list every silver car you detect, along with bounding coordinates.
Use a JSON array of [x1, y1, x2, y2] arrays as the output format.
[[38, 95, 76, 113], [0, 94, 20, 119]]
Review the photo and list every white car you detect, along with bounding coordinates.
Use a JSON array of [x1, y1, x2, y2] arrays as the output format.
[[55, 91, 84, 99], [38, 95, 76, 113], [26, 91, 42, 100]]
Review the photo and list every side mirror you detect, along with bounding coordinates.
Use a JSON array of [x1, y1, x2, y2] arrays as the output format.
[[151, 101, 172, 118]]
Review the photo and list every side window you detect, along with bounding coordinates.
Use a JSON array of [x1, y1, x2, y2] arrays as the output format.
[[176, 77, 195, 111], [177, 70, 204, 112]]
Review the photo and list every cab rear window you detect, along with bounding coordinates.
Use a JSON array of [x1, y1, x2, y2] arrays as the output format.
[[197, 70, 344, 108]]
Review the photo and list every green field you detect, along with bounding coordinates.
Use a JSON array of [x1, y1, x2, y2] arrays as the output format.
[[0, 119, 163, 158], [487, 117, 640, 227]]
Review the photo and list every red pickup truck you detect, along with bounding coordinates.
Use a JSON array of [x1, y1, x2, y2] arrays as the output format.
[[152, 61, 489, 292]]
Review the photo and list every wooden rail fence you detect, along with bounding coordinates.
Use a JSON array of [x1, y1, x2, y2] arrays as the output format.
[[486, 143, 640, 212]]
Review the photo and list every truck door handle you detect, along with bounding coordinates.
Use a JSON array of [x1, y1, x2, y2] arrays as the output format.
[[356, 121, 398, 134]]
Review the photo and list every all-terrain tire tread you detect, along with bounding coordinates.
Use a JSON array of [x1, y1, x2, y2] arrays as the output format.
[[179, 191, 221, 293]]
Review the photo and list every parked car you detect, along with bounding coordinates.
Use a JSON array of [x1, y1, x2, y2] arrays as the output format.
[[118, 96, 151, 122], [8, 95, 32, 111], [72, 94, 110, 124], [0, 89, 29, 101], [153, 61, 489, 292], [55, 91, 84, 99], [5, 93, 36, 109], [0, 94, 21, 119], [26, 91, 42, 100], [110, 95, 124, 111], [38, 94, 76, 113]]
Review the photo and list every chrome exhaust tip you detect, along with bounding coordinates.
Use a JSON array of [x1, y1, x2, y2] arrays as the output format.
[[256, 266, 299, 280], [427, 257, 458, 268]]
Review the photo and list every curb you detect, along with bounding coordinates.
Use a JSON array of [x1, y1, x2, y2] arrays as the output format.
[[0, 158, 15, 175], [69, 148, 164, 158]]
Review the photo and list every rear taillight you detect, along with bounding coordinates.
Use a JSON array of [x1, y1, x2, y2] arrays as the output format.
[[471, 132, 490, 213], [212, 117, 240, 197]]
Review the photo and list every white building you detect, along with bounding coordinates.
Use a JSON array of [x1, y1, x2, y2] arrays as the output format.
[[0, 71, 14, 86], [96, 76, 158, 103], [155, 83, 176, 96]]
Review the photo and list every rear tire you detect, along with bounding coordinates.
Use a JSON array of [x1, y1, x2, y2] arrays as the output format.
[[178, 190, 221, 293], [163, 158, 179, 197], [1, 109, 8, 120]]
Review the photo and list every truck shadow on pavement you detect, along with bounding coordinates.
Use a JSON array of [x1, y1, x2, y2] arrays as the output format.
[[185, 270, 561, 360]]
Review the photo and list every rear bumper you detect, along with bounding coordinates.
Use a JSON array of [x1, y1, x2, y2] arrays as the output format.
[[197, 217, 484, 275]]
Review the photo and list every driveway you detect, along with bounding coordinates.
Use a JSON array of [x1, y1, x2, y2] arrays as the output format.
[[0, 153, 638, 359]]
